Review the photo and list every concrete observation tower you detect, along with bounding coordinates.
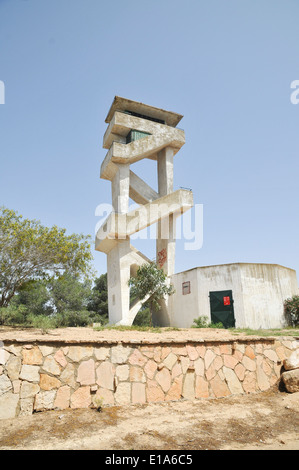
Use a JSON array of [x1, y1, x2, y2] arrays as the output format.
[[95, 97, 193, 326]]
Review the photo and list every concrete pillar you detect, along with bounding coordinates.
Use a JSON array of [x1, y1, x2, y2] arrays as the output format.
[[157, 147, 173, 196], [156, 147, 175, 276], [111, 163, 130, 213], [107, 239, 131, 324]]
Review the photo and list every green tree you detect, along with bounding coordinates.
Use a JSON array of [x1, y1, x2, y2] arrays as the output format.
[[13, 279, 52, 316], [0, 207, 94, 307], [87, 273, 108, 323], [284, 295, 299, 327], [48, 273, 92, 314], [128, 262, 175, 325]]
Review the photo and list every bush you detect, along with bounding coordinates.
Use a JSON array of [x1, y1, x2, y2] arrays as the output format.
[[55, 310, 94, 327], [192, 316, 224, 329], [0, 304, 28, 326], [27, 314, 57, 330], [284, 295, 299, 327], [133, 307, 151, 327]]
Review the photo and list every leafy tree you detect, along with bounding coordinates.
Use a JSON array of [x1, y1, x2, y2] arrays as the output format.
[[87, 273, 108, 324], [284, 295, 299, 327], [13, 280, 52, 317], [48, 273, 92, 314], [133, 306, 151, 327], [0, 206, 94, 307], [128, 262, 175, 325]]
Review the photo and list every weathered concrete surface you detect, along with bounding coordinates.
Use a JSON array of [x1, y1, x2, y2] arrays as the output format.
[[96, 96, 193, 326]]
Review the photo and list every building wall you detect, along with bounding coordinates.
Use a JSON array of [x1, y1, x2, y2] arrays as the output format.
[[169, 263, 298, 329], [240, 264, 299, 329], [0, 336, 298, 419]]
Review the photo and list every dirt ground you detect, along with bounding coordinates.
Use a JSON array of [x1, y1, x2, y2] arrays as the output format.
[[0, 325, 266, 344], [1, 324, 299, 345], [0, 386, 298, 451], [1, 326, 298, 451]]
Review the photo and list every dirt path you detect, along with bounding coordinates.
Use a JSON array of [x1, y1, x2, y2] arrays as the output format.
[[0, 387, 298, 450]]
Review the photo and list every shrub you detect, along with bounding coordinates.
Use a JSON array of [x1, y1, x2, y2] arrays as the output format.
[[27, 313, 57, 330], [55, 310, 93, 327], [284, 295, 299, 327], [192, 316, 224, 329], [0, 304, 28, 326]]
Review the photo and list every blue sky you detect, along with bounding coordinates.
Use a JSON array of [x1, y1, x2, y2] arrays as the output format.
[[0, 0, 298, 281]]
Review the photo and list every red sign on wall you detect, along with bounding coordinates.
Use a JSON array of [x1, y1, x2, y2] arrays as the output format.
[[223, 296, 230, 306]]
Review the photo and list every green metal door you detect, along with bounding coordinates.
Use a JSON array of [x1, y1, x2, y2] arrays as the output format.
[[209, 290, 235, 328]]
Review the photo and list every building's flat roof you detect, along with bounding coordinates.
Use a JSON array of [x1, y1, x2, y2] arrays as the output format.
[[173, 262, 297, 276], [105, 96, 183, 127]]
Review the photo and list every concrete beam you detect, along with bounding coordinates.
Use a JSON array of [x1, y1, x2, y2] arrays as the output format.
[[95, 189, 193, 253], [101, 127, 185, 181], [129, 170, 159, 205]]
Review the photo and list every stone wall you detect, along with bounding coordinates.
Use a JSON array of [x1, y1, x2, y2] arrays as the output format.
[[0, 337, 298, 419]]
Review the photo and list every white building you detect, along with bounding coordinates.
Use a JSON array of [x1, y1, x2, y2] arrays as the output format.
[[168, 263, 299, 329]]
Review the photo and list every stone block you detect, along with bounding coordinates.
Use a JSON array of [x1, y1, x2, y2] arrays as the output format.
[[132, 382, 146, 404], [96, 361, 115, 391], [0, 393, 19, 419], [146, 380, 165, 403], [6, 355, 21, 381], [172, 345, 187, 356], [20, 364, 40, 382], [93, 387, 114, 406], [195, 375, 209, 398], [0, 374, 12, 395], [196, 345, 206, 358], [256, 365, 270, 391], [39, 346, 54, 357], [171, 362, 182, 380], [186, 345, 198, 361], [42, 356, 60, 376], [245, 345, 255, 360], [129, 366, 146, 383], [182, 371, 195, 400], [34, 390, 56, 411], [67, 346, 93, 362], [194, 358, 204, 376], [70, 386, 91, 409], [77, 359, 95, 385], [19, 398, 34, 416], [22, 346, 43, 365], [204, 349, 216, 369], [282, 369, 299, 393], [94, 346, 111, 361], [223, 354, 239, 369], [264, 349, 278, 363], [210, 373, 230, 398], [163, 352, 177, 370], [156, 367, 171, 392], [40, 374, 61, 391], [54, 385, 71, 409], [144, 360, 157, 379], [20, 381, 40, 399], [223, 367, 243, 395], [235, 363, 246, 381], [60, 363, 76, 388], [111, 345, 131, 364], [283, 351, 299, 371], [242, 371, 257, 393], [54, 349, 68, 368], [128, 349, 147, 367], [115, 382, 131, 405], [115, 364, 129, 381], [0, 348, 10, 365], [242, 355, 256, 372]]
